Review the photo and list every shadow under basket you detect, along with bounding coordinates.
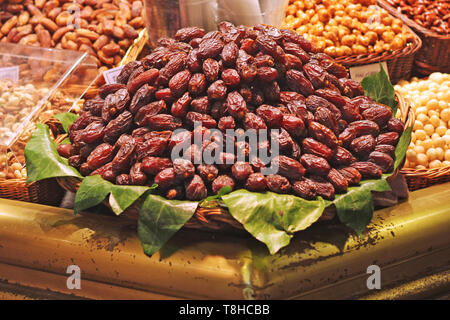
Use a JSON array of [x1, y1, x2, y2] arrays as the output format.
[[334, 23, 422, 84]]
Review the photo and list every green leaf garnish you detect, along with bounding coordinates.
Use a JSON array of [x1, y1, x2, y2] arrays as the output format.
[[25, 124, 82, 183], [222, 190, 326, 254], [74, 175, 150, 215], [54, 112, 79, 133], [138, 195, 199, 256], [361, 63, 397, 113]]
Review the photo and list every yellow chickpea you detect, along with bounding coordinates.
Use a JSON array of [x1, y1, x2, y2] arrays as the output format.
[[287, 4, 297, 16], [310, 14, 320, 25], [338, 26, 350, 39], [306, 9, 316, 18], [324, 46, 337, 56], [341, 45, 352, 55], [315, 39, 327, 51], [296, 25, 309, 35], [341, 16, 353, 28], [390, 36, 405, 50], [341, 34, 356, 47], [382, 16, 393, 26], [358, 35, 370, 47], [360, 22, 370, 34], [317, 8, 330, 23], [351, 44, 366, 55], [335, 46, 345, 57], [365, 31, 378, 45], [382, 30, 395, 43], [324, 39, 335, 47]]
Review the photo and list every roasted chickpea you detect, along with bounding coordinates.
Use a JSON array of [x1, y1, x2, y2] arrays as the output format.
[[374, 40, 385, 53], [324, 46, 337, 56], [338, 26, 350, 38], [317, 8, 330, 23], [352, 44, 367, 55], [358, 35, 370, 47], [365, 31, 378, 44], [382, 16, 393, 26], [324, 38, 334, 47], [341, 45, 352, 55], [390, 35, 405, 50], [296, 25, 309, 35], [287, 4, 297, 16], [341, 16, 352, 28], [341, 34, 356, 47], [382, 30, 395, 43]]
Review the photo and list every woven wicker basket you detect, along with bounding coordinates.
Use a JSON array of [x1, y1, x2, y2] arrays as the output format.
[[334, 22, 421, 84], [377, 0, 450, 77], [57, 93, 413, 231]]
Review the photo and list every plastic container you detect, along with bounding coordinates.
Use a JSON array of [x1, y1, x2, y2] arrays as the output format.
[[0, 43, 97, 182], [144, 0, 289, 46]]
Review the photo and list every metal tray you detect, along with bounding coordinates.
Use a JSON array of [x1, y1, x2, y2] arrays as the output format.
[[0, 183, 449, 299]]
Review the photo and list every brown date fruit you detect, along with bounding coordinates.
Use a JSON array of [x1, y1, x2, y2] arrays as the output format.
[[169, 92, 191, 118], [266, 174, 291, 194], [166, 186, 184, 200], [257, 67, 278, 82], [142, 157, 173, 175], [303, 63, 327, 89], [326, 168, 348, 193], [302, 138, 333, 161], [186, 111, 217, 128], [282, 114, 306, 138], [362, 105, 393, 127], [112, 139, 136, 174], [68, 155, 83, 169], [135, 136, 168, 160], [83, 98, 104, 116], [283, 42, 310, 64], [159, 52, 187, 84], [227, 91, 247, 119], [154, 168, 178, 190], [188, 73, 207, 96], [212, 175, 235, 194], [207, 80, 228, 100], [82, 121, 105, 144], [231, 161, 254, 181], [338, 78, 363, 97], [280, 29, 313, 52], [175, 27, 206, 42], [310, 178, 335, 200], [245, 173, 267, 192], [308, 121, 339, 149], [102, 89, 130, 121], [116, 174, 131, 185], [130, 163, 147, 185], [256, 104, 283, 128], [203, 58, 221, 82], [314, 88, 348, 107], [185, 174, 208, 200], [57, 144, 72, 158], [127, 69, 160, 94], [197, 164, 219, 183], [117, 61, 141, 84], [341, 101, 363, 122], [129, 84, 156, 114], [104, 111, 133, 144], [314, 106, 339, 134], [331, 146, 356, 166], [339, 120, 380, 145], [86, 143, 115, 170], [292, 179, 317, 200], [169, 69, 191, 97], [368, 151, 394, 173], [197, 38, 224, 59], [280, 91, 305, 104], [349, 135, 376, 159], [300, 154, 331, 176], [134, 100, 167, 126], [386, 118, 405, 134], [189, 96, 209, 114], [375, 144, 396, 158], [338, 167, 362, 186], [262, 81, 280, 102], [154, 88, 175, 103], [305, 95, 341, 120], [187, 48, 201, 73], [218, 116, 236, 131], [173, 158, 195, 180], [89, 163, 115, 182], [244, 112, 267, 130], [272, 155, 306, 180], [221, 69, 241, 88], [285, 69, 314, 96], [221, 41, 239, 66], [350, 162, 383, 179], [376, 132, 399, 146], [146, 114, 182, 131], [99, 84, 127, 99]]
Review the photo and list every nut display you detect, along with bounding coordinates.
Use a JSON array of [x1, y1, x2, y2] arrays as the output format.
[[0, 0, 145, 68], [395, 73, 450, 169], [0, 79, 81, 180], [386, 0, 449, 35], [282, 0, 415, 57], [58, 21, 405, 202]]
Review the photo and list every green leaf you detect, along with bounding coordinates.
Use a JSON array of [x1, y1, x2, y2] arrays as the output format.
[[222, 190, 326, 254], [394, 126, 412, 171], [74, 175, 150, 215], [54, 112, 79, 133], [361, 63, 397, 113], [138, 195, 199, 256], [25, 124, 82, 183], [333, 178, 391, 235], [203, 186, 233, 202], [59, 137, 71, 145]]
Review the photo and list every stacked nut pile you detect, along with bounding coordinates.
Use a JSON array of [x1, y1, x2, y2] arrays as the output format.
[[57, 22, 405, 201], [282, 0, 415, 57], [395, 73, 450, 169], [0, 80, 79, 180], [386, 0, 449, 35], [0, 0, 144, 69]]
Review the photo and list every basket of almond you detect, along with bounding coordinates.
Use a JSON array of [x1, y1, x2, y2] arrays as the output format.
[[26, 22, 413, 255], [282, 0, 422, 84]]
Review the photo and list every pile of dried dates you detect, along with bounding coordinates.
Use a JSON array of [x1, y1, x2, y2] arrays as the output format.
[[58, 21, 405, 202]]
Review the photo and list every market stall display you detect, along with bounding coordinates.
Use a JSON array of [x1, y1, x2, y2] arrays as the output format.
[[378, 0, 450, 75], [282, 0, 422, 83], [0, 43, 97, 204], [0, 0, 146, 72], [397, 72, 450, 189]]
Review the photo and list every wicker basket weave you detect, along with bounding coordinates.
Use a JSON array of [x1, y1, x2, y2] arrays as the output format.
[[334, 22, 421, 84], [377, 0, 450, 77], [57, 93, 413, 231]]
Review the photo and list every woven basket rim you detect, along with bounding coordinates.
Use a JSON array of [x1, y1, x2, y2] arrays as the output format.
[[377, 0, 450, 40], [335, 21, 422, 66]]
